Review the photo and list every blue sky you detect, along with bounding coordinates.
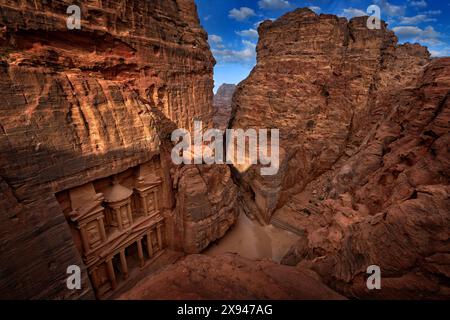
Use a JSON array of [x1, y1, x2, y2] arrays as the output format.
[[195, 0, 450, 91]]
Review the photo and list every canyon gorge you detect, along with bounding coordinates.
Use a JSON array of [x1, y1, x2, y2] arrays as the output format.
[[0, 1, 448, 300]]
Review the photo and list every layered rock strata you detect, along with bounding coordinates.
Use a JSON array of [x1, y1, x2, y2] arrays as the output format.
[[231, 8, 430, 223], [0, 0, 237, 299], [281, 57, 450, 299], [231, 8, 449, 299], [213, 83, 236, 130]]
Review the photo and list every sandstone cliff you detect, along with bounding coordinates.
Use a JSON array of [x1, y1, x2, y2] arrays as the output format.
[[231, 8, 449, 299], [213, 83, 236, 130], [283, 57, 450, 299], [1, 2, 448, 300], [0, 0, 237, 299], [232, 8, 430, 223]]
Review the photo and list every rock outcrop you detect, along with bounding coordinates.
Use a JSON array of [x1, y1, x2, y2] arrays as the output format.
[[173, 164, 239, 253], [213, 83, 236, 130], [0, 0, 238, 299], [231, 8, 430, 223], [1, 2, 448, 300], [231, 8, 449, 299], [118, 253, 344, 300], [282, 57, 450, 299]]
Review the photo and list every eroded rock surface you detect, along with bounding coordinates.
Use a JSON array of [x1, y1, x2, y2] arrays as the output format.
[[172, 164, 239, 253], [283, 58, 450, 299], [231, 8, 430, 223], [213, 83, 236, 130], [1, 3, 448, 300], [118, 253, 344, 300], [0, 0, 237, 299], [230, 8, 449, 299]]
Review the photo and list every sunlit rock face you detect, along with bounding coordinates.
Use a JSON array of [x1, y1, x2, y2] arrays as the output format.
[[231, 8, 430, 223], [0, 0, 238, 299], [0, 1, 447, 301]]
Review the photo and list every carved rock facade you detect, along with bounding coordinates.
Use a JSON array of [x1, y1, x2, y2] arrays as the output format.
[[0, 0, 238, 299]]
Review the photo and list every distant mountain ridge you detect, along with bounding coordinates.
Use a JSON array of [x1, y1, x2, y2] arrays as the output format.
[[213, 83, 237, 130]]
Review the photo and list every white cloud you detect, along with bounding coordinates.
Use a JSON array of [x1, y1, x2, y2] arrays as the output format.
[[308, 6, 321, 14], [258, 0, 292, 10], [393, 26, 423, 37], [236, 29, 259, 39], [341, 8, 367, 19], [399, 14, 436, 24], [229, 7, 256, 21], [208, 35, 225, 49], [209, 35, 222, 44], [212, 40, 257, 64], [398, 8, 441, 25], [242, 40, 257, 49], [424, 10, 441, 15], [376, 0, 406, 16], [393, 25, 442, 46], [409, 0, 427, 8], [429, 47, 450, 57], [393, 25, 438, 37]]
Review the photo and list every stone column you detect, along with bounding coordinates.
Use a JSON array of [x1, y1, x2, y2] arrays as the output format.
[[90, 267, 99, 291], [79, 225, 90, 253], [153, 189, 159, 211], [146, 231, 153, 257], [140, 194, 148, 216], [119, 249, 128, 280], [106, 258, 117, 290], [98, 217, 107, 241], [156, 223, 163, 250], [127, 202, 133, 225], [137, 238, 145, 268], [115, 206, 123, 230]]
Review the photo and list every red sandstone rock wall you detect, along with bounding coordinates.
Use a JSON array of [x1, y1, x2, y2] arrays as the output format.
[[231, 8, 430, 223], [213, 83, 236, 130], [173, 165, 238, 253], [289, 58, 450, 299], [0, 0, 237, 299], [231, 8, 449, 299]]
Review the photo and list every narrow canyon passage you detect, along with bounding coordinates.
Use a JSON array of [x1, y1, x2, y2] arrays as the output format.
[[205, 212, 299, 262], [0, 0, 448, 301]]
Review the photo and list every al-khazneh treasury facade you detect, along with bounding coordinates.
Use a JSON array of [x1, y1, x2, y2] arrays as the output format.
[[0, 0, 239, 299], [56, 160, 165, 298]]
